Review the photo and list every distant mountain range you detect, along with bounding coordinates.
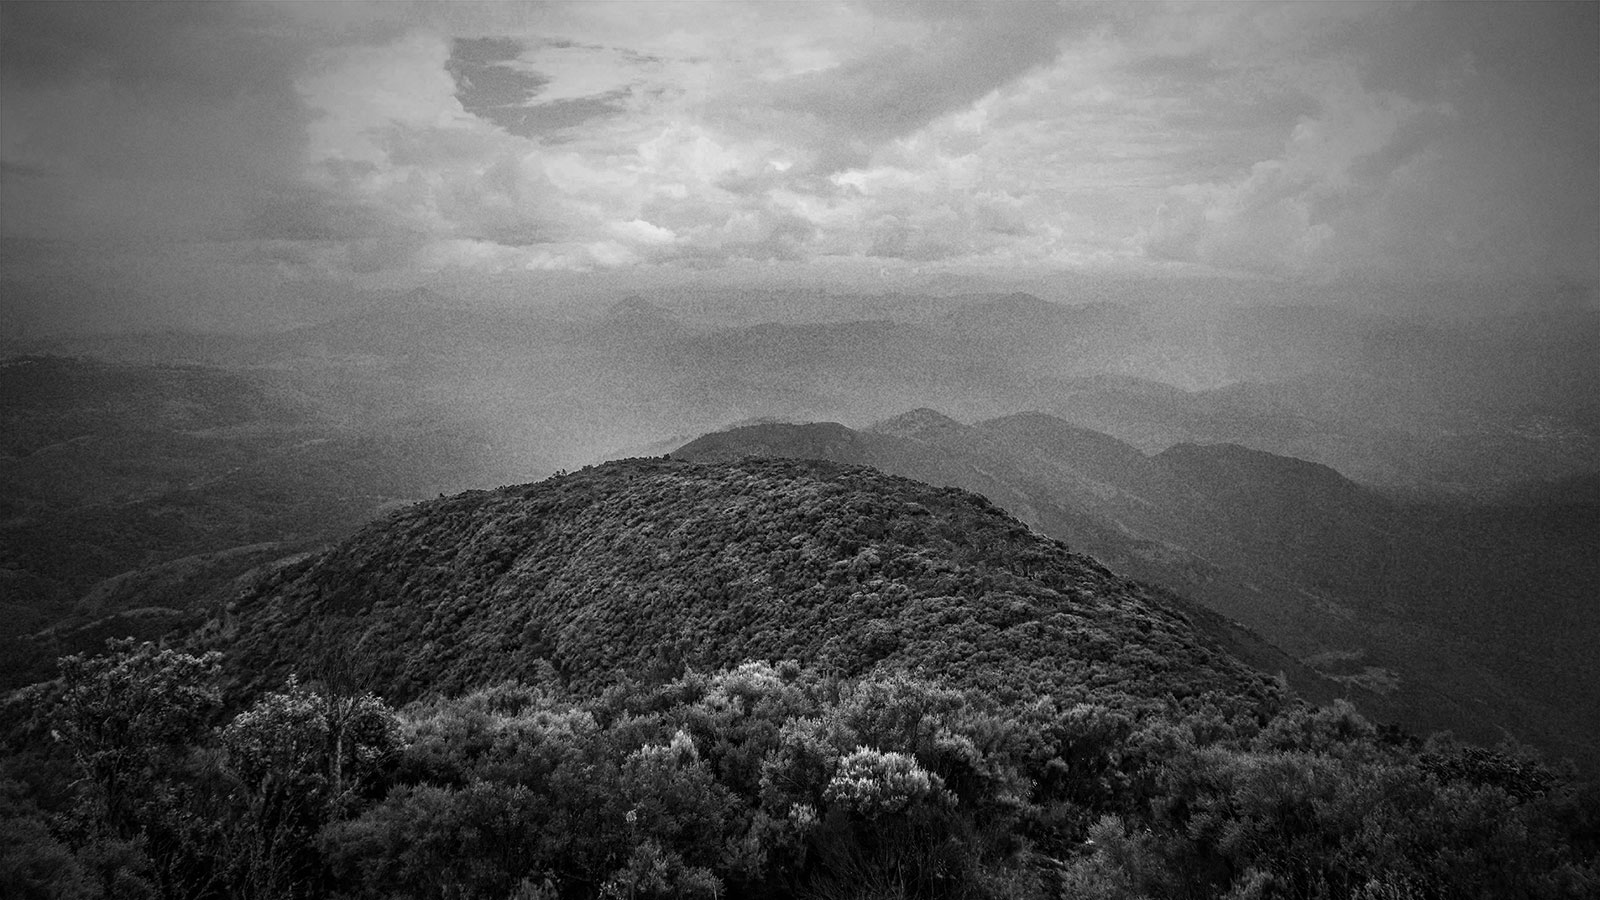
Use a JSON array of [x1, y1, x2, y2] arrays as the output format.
[[14, 289, 1599, 494], [675, 411, 1600, 771]]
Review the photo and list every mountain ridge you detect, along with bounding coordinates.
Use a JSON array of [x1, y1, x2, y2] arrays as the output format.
[[202, 456, 1285, 716], [671, 412, 1600, 771]]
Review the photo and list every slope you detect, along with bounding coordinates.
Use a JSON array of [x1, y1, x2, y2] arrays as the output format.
[[673, 413, 1600, 771], [204, 456, 1283, 717], [0, 355, 536, 689]]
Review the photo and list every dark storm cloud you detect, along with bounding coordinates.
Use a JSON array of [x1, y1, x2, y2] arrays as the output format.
[[447, 37, 548, 108], [514, 91, 632, 138], [446, 37, 631, 139]]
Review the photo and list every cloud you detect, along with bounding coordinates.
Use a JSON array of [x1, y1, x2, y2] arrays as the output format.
[[0, 1, 314, 242], [446, 37, 552, 133], [242, 184, 393, 244], [1, 0, 1595, 332], [445, 36, 636, 140], [1137, 1, 1600, 281], [718, 2, 1093, 174], [1144, 72, 1442, 276]]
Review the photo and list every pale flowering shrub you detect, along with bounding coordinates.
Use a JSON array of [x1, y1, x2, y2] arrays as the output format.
[[598, 838, 721, 900], [221, 676, 400, 805], [618, 727, 736, 871], [788, 802, 818, 830], [705, 661, 788, 710], [759, 715, 856, 813], [823, 746, 949, 818], [628, 728, 700, 770]]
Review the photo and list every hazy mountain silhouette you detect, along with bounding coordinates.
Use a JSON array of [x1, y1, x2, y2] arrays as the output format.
[[674, 412, 1600, 770]]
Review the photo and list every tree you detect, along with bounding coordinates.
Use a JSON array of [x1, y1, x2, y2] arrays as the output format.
[[52, 640, 223, 838], [220, 677, 400, 900]]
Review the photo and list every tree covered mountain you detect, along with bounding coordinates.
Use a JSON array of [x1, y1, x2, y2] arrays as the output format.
[[5, 284, 1597, 896], [0, 355, 538, 690], [4, 456, 1595, 900], [674, 413, 1600, 771], [203, 456, 1283, 715]]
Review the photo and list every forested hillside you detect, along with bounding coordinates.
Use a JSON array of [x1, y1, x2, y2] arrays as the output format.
[[675, 414, 1600, 771], [0, 356, 528, 689], [3, 458, 1594, 899], [4, 295, 1597, 898], [203, 457, 1282, 713]]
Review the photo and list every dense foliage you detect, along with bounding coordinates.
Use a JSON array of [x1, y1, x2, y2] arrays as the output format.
[[208, 457, 1281, 714], [675, 414, 1600, 771], [4, 647, 1595, 900]]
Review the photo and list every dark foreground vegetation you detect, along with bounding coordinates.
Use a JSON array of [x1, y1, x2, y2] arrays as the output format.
[[3, 642, 1597, 900]]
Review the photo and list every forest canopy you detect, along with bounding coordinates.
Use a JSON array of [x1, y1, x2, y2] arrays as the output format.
[[3, 646, 1596, 900]]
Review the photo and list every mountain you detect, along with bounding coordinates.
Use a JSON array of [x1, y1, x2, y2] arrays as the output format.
[[934, 294, 1147, 377], [203, 456, 1284, 714], [1046, 370, 1600, 496], [20, 287, 1595, 498], [7, 284, 1598, 897], [13, 454, 1594, 900], [673, 413, 1600, 771], [0, 355, 544, 689], [675, 415, 1343, 652], [599, 295, 682, 331]]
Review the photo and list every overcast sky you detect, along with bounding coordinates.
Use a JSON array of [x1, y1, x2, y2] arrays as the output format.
[[2, 1, 1597, 331]]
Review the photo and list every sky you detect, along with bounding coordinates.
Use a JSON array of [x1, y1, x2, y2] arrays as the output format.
[[1, 1, 1597, 332]]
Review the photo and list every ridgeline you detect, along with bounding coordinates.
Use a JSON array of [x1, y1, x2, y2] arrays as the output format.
[[206, 455, 1281, 715]]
